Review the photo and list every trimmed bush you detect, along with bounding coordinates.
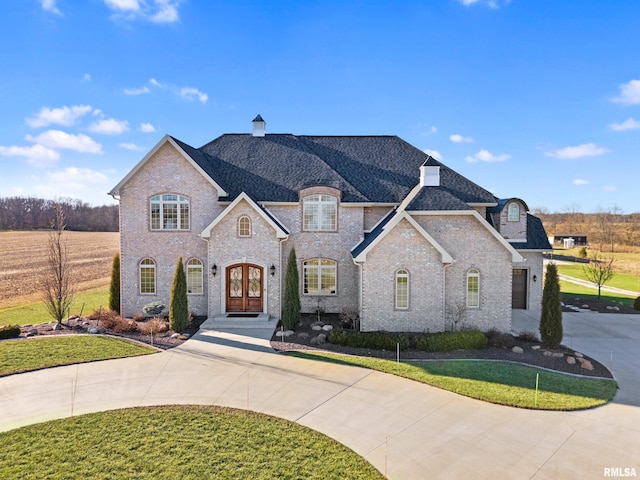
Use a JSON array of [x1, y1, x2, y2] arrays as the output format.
[[485, 328, 516, 349], [0, 325, 21, 340], [634, 296, 640, 311], [111, 317, 138, 333], [282, 248, 301, 330], [329, 330, 410, 351], [416, 330, 487, 352], [143, 301, 165, 316], [108, 253, 120, 313], [540, 263, 563, 348], [88, 309, 120, 328], [169, 257, 188, 333], [139, 317, 169, 335]]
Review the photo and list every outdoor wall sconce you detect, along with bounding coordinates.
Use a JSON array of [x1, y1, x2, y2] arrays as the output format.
[[270, 264, 276, 276], [533, 274, 537, 283], [211, 264, 218, 276]]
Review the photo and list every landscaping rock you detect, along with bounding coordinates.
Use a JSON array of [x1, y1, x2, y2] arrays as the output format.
[[322, 325, 333, 331], [171, 333, 180, 338], [512, 346, 524, 354], [297, 332, 310, 339], [52, 323, 63, 331], [29, 328, 38, 336], [88, 328, 99, 334], [579, 358, 594, 371], [311, 325, 323, 331], [25, 332, 35, 337], [574, 352, 583, 358], [275, 330, 295, 338], [531, 345, 541, 350], [552, 352, 564, 358], [581, 304, 589, 309], [567, 356, 576, 365], [543, 351, 553, 356], [310, 333, 326, 345], [22, 324, 32, 328], [606, 306, 620, 312]]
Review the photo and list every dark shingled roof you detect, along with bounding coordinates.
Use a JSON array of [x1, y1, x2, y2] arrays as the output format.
[[351, 208, 397, 258], [405, 187, 472, 211], [172, 134, 497, 204], [511, 214, 552, 250]]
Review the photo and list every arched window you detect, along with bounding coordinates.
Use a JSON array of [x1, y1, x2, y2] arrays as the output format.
[[303, 259, 337, 295], [303, 195, 337, 231], [186, 259, 203, 294], [139, 258, 156, 294], [395, 269, 409, 309], [467, 269, 480, 308], [507, 202, 520, 222], [150, 194, 190, 230], [238, 215, 251, 237]]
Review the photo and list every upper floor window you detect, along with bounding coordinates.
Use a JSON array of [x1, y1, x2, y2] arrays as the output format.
[[139, 258, 156, 294], [303, 258, 337, 295], [467, 269, 480, 308], [238, 215, 251, 237], [303, 194, 337, 231], [507, 202, 520, 222], [150, 194, 189, 230], [395, 269, 409, 309], [186, 258, 203, 294]]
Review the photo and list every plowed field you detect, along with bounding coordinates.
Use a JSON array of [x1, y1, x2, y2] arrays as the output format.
[[0, 231, 119, 307]]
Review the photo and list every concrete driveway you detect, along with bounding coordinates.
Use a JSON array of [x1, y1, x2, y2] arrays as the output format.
[[1, 314, 639, 479]]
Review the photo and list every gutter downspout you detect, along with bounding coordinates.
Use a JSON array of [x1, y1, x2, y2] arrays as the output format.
[[351, 257, 363, 332]]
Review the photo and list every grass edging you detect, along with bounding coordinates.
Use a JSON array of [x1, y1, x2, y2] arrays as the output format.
[[290, 351, 617, 411], [0, 335, 157, 377], [0, 405, 384, 479]]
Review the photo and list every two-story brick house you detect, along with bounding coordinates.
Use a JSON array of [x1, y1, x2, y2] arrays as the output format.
[[109, 116, 550, 332]]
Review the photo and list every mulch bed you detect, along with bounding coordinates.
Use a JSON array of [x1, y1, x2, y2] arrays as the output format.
[[270, 314, 614, 379]]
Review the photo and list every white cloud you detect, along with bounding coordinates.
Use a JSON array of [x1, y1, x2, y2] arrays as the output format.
[[83, 73, 92, 81], [545, 143, 609, 159], [124, 86, 150, 95], [465, 149, 510, 163], [47, 167, 109, 185], [119, 142, 147, 151], [41, 0, 61, 15], [26, 105, 93, 128], [423, 149, 443, 161], [458, 0, 510, 7], [0, 144, 60, 167], [104, 0, 180, 23], [140, 123, 156, 132], [88, 118, 130, 135], [573, 179, 589, 185], [180, 87, 208, 104], [449, 133, 473, 143], [609, 117, 640, 131], [150, 77, 164, 88], [602, 185, 617, 192], [612, 79, 640, 105], [26, 130, 103, 154]]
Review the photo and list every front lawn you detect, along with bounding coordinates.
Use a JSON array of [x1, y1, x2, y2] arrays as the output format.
[[0, 335, 156, 376], [557, 264, 640, 293], [0, 406, 383, 479], [293, 352, 617, 410], [560, 280, 635, 306]]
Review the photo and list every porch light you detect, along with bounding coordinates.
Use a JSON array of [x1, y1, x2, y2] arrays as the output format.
[[270, 264, 276, 276], [533, 274, 537, 283], [212, 264, 218, 276]]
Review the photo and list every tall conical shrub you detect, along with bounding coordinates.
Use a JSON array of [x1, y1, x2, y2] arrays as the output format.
[[282, 248, 301, 330], [109, 253, 121, 313], [539, 263, 563, 348], [169, 257, 188, 333]]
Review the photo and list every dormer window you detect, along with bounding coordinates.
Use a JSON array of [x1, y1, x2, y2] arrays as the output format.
[[507, 202, 520, 222], [150, 194, 189, 230], [303, 194, 337, 231]]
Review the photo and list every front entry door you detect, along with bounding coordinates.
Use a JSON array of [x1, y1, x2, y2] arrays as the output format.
[[512, 269, 528, 309], [226, 264, 263, 312]]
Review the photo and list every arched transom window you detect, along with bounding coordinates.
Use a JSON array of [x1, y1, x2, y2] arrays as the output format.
[[303, 259, 337, 295], [238, 215, 251, 237], [507, 202, 520, 222], [303, 195, 337, 231], [395, 269, 409, 309], [186, 259, 203, 294], [139, 258, 156, 294], [150, 194, 190, 230], [467, 269, 480, 308]]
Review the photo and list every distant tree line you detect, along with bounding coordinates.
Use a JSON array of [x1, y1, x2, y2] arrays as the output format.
[[0, 196, 118, 232]]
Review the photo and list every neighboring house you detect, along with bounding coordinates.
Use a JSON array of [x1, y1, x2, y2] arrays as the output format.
[[109, 116, 550, 333]]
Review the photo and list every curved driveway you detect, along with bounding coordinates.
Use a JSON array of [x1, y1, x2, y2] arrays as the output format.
[[1, 313, 639, 479]]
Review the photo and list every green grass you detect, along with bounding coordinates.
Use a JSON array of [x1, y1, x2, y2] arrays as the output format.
[[557, 264, 640, 293], [0, 406, 383, 479], [0, 288, 108, 326], [0, 336, 156, 376], [292, 352, 617, 410], [560, 280, 636, 305]]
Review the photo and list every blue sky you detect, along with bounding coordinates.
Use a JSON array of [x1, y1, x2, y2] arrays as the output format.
[[1, 1, 639, 213]]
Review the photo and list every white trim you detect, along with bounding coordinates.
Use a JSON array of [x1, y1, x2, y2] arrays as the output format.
[[507, 239, 528, 243], [109, 135, 228, 197], [353, 211, 453, 263], [408, 210, 525, 263], [200, 192, 289, 239]]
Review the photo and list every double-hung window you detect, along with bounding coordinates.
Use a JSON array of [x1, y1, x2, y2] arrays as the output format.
[[186, 259, 203, 294], [395, 269, 409, 309], [467, 269, 480, 308], [150, 194, 190, 230], [303, 259, 337, 295], [303, 195, 337, 231], [139, 258, 156, 294]]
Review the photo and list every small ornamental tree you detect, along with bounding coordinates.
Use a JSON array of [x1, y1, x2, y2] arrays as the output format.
[[282, 248, 301, 330], [169, 257, 188, 333], [582, 251, 615, 299], [109, 253, 121, 313], [539, 263, 563, 348]]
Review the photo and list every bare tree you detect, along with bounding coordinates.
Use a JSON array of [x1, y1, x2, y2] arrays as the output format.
[[582, 251, 615, 299], [41, 206, 76, 324]]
